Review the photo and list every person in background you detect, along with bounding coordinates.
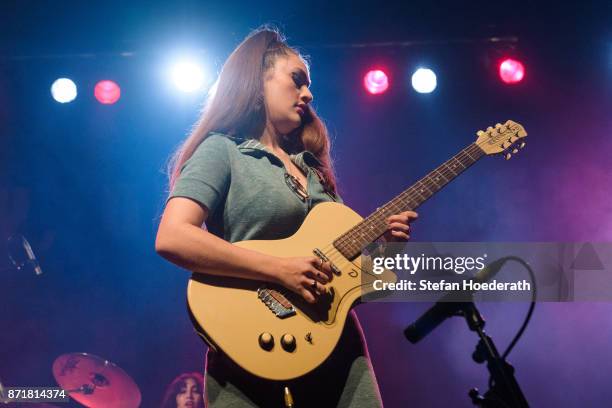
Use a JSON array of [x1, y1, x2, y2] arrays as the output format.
[[161, 372, 205, 408]]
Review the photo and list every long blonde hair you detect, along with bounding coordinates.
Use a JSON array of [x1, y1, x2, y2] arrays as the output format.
[[168, 26, 338, 195]]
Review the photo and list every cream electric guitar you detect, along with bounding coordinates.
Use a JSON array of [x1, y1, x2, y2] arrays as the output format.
[[187, 120, 528, 380]]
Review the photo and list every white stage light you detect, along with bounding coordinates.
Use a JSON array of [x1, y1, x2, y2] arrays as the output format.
[[170, 60, 207, 93], [51, 78, 77, 103], [411, 68, 437, 94]]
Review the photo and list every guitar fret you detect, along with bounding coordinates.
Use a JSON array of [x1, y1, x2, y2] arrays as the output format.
[[421, 178, 437, 193], [443, 164, 457, 177], [411, 187, 428, 202], [417, 180, 433, 196], [452, 157, 465, 170], [458, 153, 472, 166], [434, 169, 448, 183]]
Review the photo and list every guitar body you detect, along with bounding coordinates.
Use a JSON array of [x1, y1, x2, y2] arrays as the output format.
[[187, 201, 397, 380]]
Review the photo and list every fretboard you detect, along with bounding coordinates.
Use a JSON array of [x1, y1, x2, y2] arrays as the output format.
[[333, 142, 485, 260]]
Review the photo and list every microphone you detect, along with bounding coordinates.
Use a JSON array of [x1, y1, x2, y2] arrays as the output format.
[[7, 235, 43, 276], [404, 257, 510, 343], [22, 236, 43, 276]]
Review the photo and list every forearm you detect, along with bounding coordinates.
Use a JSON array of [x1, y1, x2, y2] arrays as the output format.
[[155, 223, 280, 283]]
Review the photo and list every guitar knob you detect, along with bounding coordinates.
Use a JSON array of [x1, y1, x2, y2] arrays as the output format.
[[512, 148, 519, 154], [258, 332, 274, 351], [281, 334, 296, 352], [519, 142, 526, 149], [505, 153, 512, 160]]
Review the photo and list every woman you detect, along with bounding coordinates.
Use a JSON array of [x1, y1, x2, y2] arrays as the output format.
[[161, 372, 205, 408], [156, 27, 417, 407]]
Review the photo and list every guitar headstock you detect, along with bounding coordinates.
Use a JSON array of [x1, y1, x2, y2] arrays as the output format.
[[476, 120, 528, 160]]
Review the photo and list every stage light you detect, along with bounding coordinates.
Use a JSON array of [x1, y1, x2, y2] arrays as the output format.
[[94, 80, 121, 105], [51, 78, 77, 103], [363, 70, 389, 95], [411, 68, 437, 94], [170, 60, 207, 93], [499, 58, 525, 84]]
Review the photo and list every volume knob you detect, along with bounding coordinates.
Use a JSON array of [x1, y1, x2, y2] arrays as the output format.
[[281, 334, 296, 352], [258, 332, 274, 351]]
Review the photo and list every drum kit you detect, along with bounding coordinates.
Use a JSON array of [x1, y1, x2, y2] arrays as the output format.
[[1, 353, 141, 407]]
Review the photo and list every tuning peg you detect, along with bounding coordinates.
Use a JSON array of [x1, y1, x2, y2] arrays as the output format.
[[512, 148, 519, 154], [486, 126, 494, 133], [505, 153, 512, 160], [477, 130, 485, 137], [519, 142, 526, 149], [495, 123, 502, 129]]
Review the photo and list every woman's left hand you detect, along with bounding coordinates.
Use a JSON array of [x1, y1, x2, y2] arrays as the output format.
[[383, 211, 418, 242]]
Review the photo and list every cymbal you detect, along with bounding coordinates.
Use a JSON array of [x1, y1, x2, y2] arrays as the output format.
[[52, 353, 141, 408]]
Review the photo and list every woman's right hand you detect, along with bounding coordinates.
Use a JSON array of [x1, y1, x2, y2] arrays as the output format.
[[273, 257, 334, 304]]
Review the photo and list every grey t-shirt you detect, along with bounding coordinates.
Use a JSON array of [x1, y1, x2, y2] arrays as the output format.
[[170, 132, 342, 242]]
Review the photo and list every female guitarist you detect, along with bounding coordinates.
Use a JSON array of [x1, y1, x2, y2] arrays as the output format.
[[155, 27, 418, 407]]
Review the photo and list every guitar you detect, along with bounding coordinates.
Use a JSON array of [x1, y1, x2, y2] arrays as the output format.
[[187, 120, 528, 380]]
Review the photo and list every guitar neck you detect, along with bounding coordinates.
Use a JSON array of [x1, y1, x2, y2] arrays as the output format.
[[333, 142, 486, 260]]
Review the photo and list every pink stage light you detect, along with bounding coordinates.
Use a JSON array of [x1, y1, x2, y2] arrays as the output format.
[[499, 58, 525, 84], [363, 69, 389, 95], [94, 80, 121, 104]]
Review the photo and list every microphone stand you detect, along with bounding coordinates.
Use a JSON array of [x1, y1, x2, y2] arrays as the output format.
[[458, 301, 529, 408]]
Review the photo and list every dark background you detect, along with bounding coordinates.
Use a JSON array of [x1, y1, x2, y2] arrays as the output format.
[[1, 1, 611, 406]]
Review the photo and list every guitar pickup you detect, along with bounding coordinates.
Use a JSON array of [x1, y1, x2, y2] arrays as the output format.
[[313, 248, 341, 276]]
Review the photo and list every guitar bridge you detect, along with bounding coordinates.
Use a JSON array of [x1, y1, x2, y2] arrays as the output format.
[[257, 286, 296, 318]]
